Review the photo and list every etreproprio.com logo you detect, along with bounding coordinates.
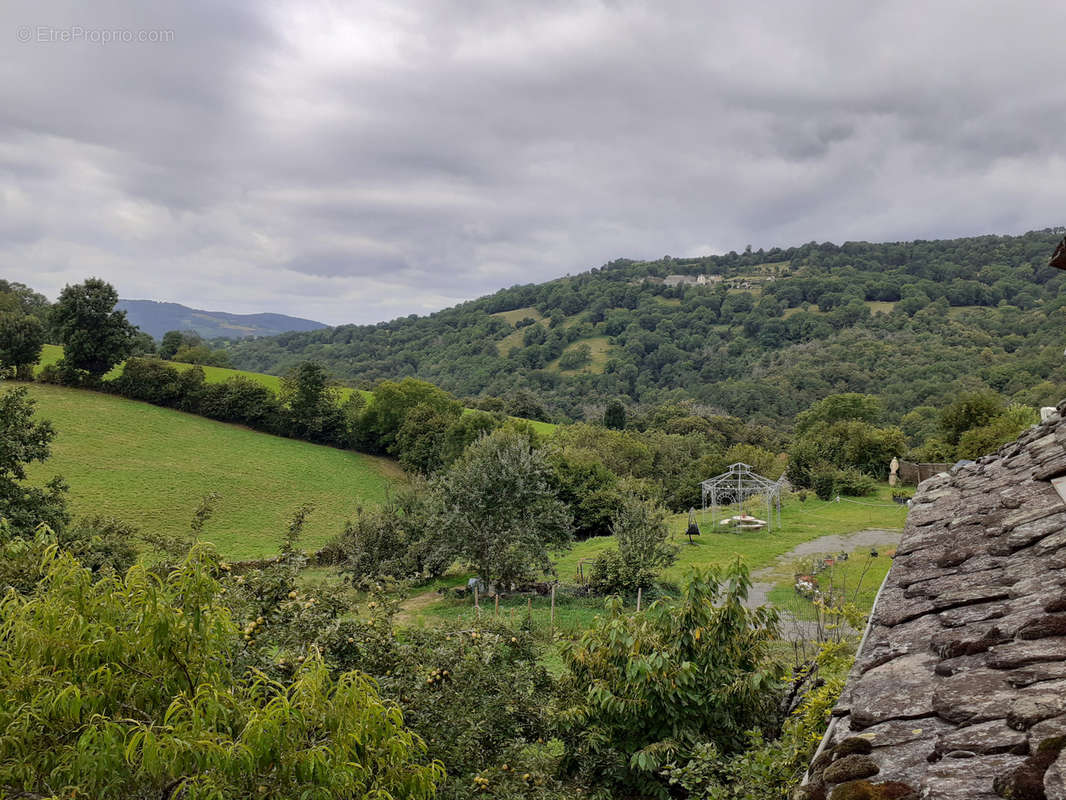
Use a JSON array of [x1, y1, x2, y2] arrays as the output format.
[[17, 25, 175, 44]]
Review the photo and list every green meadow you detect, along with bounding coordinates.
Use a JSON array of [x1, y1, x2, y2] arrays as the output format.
[[18, 382, 399, 560], [402, 486, 907, 632], [553, 485, 907, 583]]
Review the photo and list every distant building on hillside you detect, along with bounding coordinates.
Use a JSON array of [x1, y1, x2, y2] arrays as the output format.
[[662, 274, 723, 287]]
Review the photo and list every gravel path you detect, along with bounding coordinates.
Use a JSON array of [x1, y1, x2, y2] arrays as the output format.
[[745, 528, 904, 610]]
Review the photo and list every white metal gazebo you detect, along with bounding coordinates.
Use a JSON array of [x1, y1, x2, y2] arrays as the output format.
[[700, 462, 783, 531]]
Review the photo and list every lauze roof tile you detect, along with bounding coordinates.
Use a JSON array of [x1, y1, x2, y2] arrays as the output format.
[[798, 398, 1066, 800]]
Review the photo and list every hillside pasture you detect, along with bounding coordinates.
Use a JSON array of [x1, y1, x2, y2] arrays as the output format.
[[547, 336, 613, 376], [17, 382, 398, 560], [490, 306, 546, 326]]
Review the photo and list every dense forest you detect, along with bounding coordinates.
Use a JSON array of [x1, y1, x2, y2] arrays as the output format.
[[224, 228, 1066, 427]]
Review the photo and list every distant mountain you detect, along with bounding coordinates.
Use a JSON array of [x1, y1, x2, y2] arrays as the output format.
[[118, 299, 328, 340]]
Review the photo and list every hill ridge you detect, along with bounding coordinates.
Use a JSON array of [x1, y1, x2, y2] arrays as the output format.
[[222, 227, 1066, 426], [118, 298, 328, 340]]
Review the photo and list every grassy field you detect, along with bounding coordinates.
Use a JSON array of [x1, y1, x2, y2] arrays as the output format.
[[492, 307, 546, 356], [767, 549, 895, 621], [866, 301, 897, 314], [490, 306, 546, 326], [553, 485, 907, 584], [400, 486, 907, 635], [548, 336, 613, 376], [17, 382, 400, 560]]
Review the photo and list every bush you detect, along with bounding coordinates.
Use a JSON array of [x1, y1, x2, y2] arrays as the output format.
[[109, 357, 189, 406], [60, 515, 139, 576], [587, 547, 633, 595], [376, 621, 558, 798], [811, 467, 836, 501], [34, 363, 63, 385], [334, 504, 415, 581], [197, 375, 285, 432], [833, 468, 876, 497]]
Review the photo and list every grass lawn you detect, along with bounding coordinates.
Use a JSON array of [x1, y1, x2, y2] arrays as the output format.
[[767, 549, 895, 621], [18, 382, 400, 560], [405, 486, 906, 639], [553, 486, 907, 584], [490, 306, 546, 326], [408, 590, 609, 638]]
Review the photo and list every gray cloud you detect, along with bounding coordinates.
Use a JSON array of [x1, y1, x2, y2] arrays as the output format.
[[2, 0, 1066, 325]]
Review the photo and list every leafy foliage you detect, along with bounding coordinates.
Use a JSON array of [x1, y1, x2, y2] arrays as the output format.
[[222, 228, 1066, 428], [0, 544, 443, 799], [559, 563, 783, 797], [280, 360, 346, 443], [589, 490, 677, 594], [0, 386, 69, 535], [0, 312, 45, 380], [51, 278, 137, 380], [429, 428, 572, 590]]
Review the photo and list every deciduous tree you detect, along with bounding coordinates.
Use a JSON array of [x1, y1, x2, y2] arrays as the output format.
[[0, 313, 45, 380], [0, 386, 68, 534], [0, 544, 443, 799], [51, 278, 136, 379], [429, 428, 572, 590]]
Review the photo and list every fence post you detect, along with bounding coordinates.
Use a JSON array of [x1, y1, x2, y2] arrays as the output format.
[[636, 587, 642, 612], [550, 585, 556, 631], [494, 593, 499, 618], [474, 585, 479, 619]]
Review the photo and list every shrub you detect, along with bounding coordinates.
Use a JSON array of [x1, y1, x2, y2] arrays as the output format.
[[833, 468, 876, 497], [811, 467, 837, 501], [197, 375, 284, 432], [587, 547, 633, 595], [376, 621, 557, 797], [34, 363, 64, 385], [334, 504, 415, 581], [109, 357, 189, 406], [60, 515, 139, 576]]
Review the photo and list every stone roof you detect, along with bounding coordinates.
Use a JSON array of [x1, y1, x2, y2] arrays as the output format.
[[799, 398, 1066, 800]]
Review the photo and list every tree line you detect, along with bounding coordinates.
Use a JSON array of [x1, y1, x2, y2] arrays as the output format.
[[0, 275, 1045, 527]]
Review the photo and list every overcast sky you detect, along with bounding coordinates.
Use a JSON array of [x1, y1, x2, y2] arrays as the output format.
[[3, 1, 1065, 325]]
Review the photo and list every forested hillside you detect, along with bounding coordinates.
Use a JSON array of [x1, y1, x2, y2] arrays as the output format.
[[225, 228, 1066, 426]]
